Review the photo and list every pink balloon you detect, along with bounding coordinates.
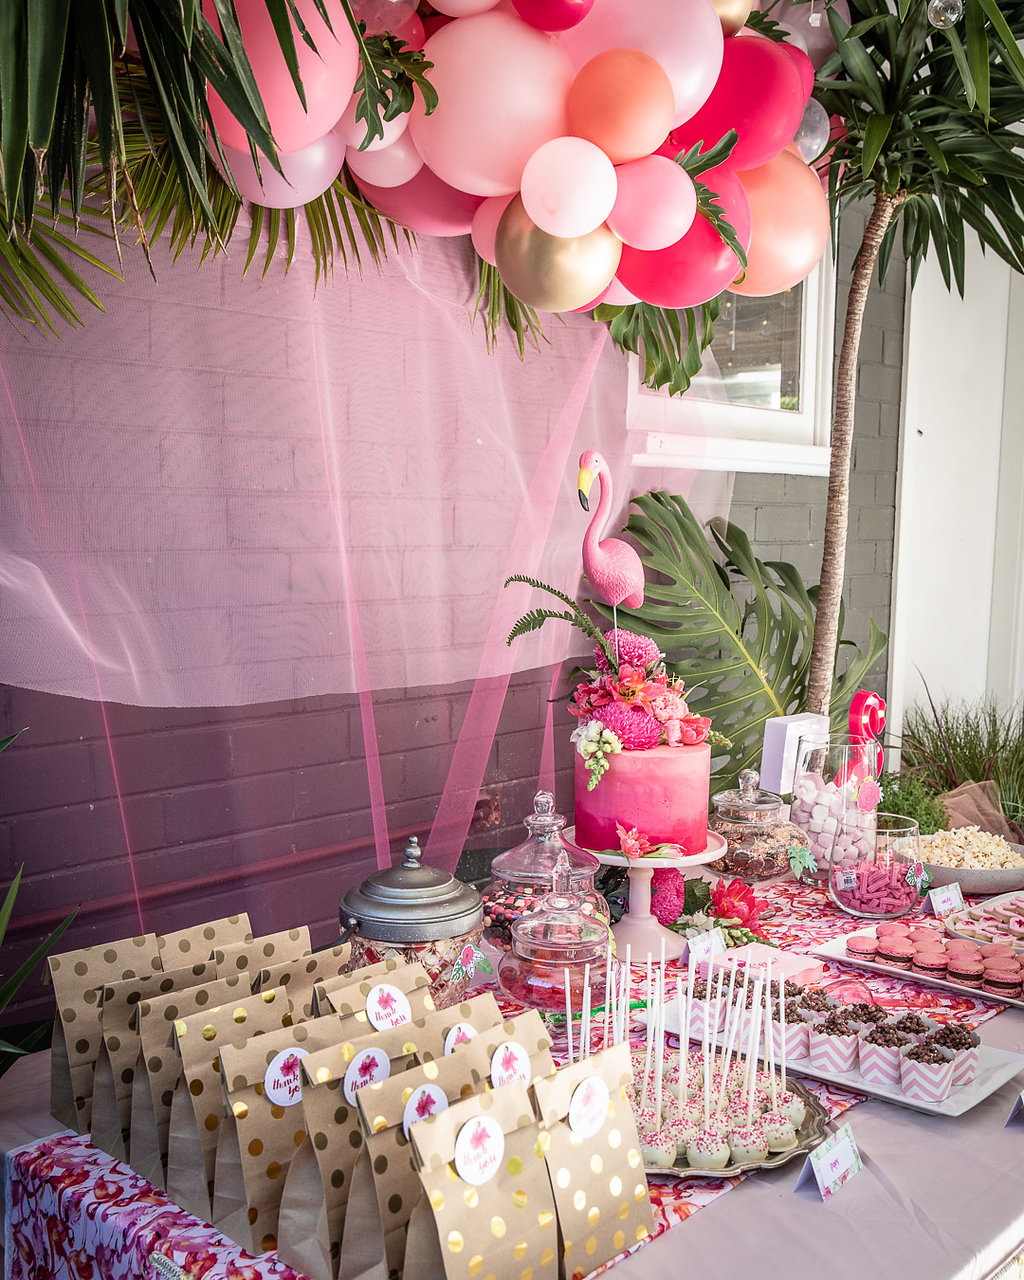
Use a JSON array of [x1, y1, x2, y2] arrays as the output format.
[[670, 34, 805, 171], [205, 0, 358, 155], [354, 166, 485, 235], [574, 276, 640, 308], [616, 165, 750, 307], [512, 0, 596, 30], [393, 11, 426, 45], [421, 14, 454, 36], [729, 148, 829, 295], [472, 193, 516, 264], [779, 41, 815, 102], [432, 0, 501, 12], [334, 90, 410, 152], [345, 129, 423, 187], [558, 0, 724, 127], [219, 132, 346, 207], [409, 12, 574, 197], [520, 137, 617, 237], [607, 155, 697, 250]]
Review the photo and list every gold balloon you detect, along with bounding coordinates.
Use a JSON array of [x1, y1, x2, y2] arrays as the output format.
[[710, 0, 755, 36], [494, 195, 622, 314]]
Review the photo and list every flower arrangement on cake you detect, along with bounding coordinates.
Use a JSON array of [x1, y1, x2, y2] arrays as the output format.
[[650, 873, 776, 949]]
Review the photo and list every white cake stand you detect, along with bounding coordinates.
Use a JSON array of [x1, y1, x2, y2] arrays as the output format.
[[581, 831, 728, 963]]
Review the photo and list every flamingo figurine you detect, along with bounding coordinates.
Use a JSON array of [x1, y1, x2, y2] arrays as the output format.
[[577, 450, 645, 637]]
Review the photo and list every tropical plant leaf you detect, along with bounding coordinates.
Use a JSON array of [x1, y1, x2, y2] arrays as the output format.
[[589, 491, 887, 788], [603, 299, 720, 396], [474, 260, 546, 357], [351, 33, 438, 150]]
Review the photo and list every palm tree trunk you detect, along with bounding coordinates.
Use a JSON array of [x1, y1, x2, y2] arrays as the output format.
[[804, 188, 904, 717]]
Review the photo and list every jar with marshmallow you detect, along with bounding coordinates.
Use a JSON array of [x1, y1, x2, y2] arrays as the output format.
[[788, 734, 882, 884]]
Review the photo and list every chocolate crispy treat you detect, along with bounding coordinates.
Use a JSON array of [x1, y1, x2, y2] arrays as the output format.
[[799, 990, 835, 1013], [784, 980, 802, 998], [816, 1011, 853, 1037], [929, 1024, 977, 1051], [863, 1025, 909, 1048], [906, 1044, 948, 1065], [845, 1002, 888, 1025], [893, 1012, 930, 1035], [783, 1003, 804, 1026]]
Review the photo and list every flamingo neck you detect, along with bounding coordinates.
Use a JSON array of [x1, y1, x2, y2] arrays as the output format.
[[583, 465, 612, 560]]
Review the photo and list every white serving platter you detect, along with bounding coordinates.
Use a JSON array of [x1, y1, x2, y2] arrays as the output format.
[[810, 934, 1024, 1010], [580, 830, 728, 870], [944, 888, 1024, 951]]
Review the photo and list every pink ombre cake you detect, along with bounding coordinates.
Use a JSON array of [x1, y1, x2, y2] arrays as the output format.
[[574, 742, 712, 854]]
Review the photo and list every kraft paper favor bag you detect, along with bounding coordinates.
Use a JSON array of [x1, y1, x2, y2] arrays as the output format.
[[529, 1041, 654, 1279], [91, 962, 214, 1161], [158, 914, 252, 966], [213, 1015, 350, 1254], [214, 927, 311, 982], [454, 1011, 555, 1091], [255, 943, 352, 1019], [166, 985, 294, 1221], [405, 1081, 559, 1280], [129, 974, 247, 1189], [48, 932, 163, 1132], [313, 958, 429, 1021], [322, 963, 435, 1040]]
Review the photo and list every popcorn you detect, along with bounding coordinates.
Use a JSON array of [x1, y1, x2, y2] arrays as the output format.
[[919, 826, 1024, 870]]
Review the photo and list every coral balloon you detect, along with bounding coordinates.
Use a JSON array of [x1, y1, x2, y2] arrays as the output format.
[[707, 0, 754, 35], [205, 0, 358, 155], [344, 130, 423, 187], [512, 0, 596, 30], [471, 193, 516, 264], [559, 0, 724, 127], [779, 41, 815, 101], [671, 34, 806, 171], [495, 194, 622, 310], [566, 48, 675, 164], [409, 11, 574, 196], [616, 166, 750, 307], [219, 133, 346, 208], [354, 166, 485, 235], [334, 89, 410, 152], [729, 147, 830, 296], [607, 154, 696, 250], [520, 137, 617, 236]]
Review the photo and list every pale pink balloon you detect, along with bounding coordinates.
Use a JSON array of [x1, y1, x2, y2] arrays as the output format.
[[558, 0, 724, 127], [353, 166, 485, 235], [345, 129, 423, 187], [520, 137, 617, 237], [779, 0, 850, 69], [409, 11, 575, 196], [431, 0, 501, 13], [471, 194, 516, 265], [333, 88, 410, 152], [607, 155, 697, 250], [219, 132, 346, 208], [205, 0, 358, 155], [602, 277, 641, 304]]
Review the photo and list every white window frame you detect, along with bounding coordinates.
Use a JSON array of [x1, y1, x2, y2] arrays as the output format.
[[627, 251, 836, 476]]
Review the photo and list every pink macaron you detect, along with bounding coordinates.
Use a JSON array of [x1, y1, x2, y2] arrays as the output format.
[[845, 934, 879, 961], [980, 943, 1017, 959], [875, 938, 915, 969], [875, 921, 911, 937], [947, 958, 985, 987]]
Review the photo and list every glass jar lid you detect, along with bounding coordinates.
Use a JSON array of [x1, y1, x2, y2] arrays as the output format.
[[339, 836, 483, 942], [509, 850, 609, 963], [490, 790, 599, 883], [712, 769, 785, 824]]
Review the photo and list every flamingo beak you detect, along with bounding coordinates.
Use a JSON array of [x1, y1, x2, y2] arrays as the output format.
[[578, 466, 594, 512]]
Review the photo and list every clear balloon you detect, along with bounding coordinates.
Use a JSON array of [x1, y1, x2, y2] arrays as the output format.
[[927, 0, 963, 26], [409, 11, 575, 196], [670, 34, 806, 171], [607, 155, 697, 250], [205, 0, 358, 155], [350, 0, 418, 35], [729, 147, 830, 296], [566, 48, 675, 164], [793, 97, 831, 163], [345, 129, 423, 187], [334, 88, 411, 152], [353, 165, 485, 235], [219, 133, 346, 208], [495, 195, 622, 310], [471, 193, 516, 265], [512, 0, 596, 30], [558, 0, 725, 127], [520, 137, 618, 237]]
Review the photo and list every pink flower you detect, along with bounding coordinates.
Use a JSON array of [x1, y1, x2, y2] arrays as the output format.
[[649, 690, 689, 724], [676, 714, 711, 745], [616, 823, 653, 858], [597, 700, 662, 750], [857, 778, 881, 812], [595, 629, 660, 673], [569, 680, 614, 720], [650, 868, 687, 926], [710, 878, 768, 932]]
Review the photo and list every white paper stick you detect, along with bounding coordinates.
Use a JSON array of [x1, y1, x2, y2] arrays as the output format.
[[778, 964, 788, 1094], [713, 960, 743, 1113], [765, 963, 778, 1111], [745, 976, 764, 1127], [602, 949, 612, 1050], [642, 955, 654, 1095], [701, 966, 712, 1128], [676, 975, 685, 1116], [582, 964, 592, 1060], [654, 965, 665, 1123], [564, 968, 574, 1066], [622, 944, 632, 1045]]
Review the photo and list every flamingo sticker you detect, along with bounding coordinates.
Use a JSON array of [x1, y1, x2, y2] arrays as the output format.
[[263, 1046, 309, 1106]]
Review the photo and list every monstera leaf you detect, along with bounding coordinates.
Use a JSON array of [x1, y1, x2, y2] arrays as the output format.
[[594, 490, 886, 790]]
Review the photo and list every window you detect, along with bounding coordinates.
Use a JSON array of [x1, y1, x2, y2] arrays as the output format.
[[627, 254, 835, 476]]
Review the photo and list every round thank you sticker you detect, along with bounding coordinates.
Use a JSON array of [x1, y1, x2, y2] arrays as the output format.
[[490, 1040, 531, 1087], [568, 1075, 610, 1139], [263, 1047, 309, 1107], [343, 1047, 391, 1104], [402, 1083, 449, 1138], [444, 1022, 478, 1056], [454, 1115, 505, 1187], [365, 982, 413, 1030]]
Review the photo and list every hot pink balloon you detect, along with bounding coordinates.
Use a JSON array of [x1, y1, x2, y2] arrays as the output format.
[[520, 137, 617, 237], [334, 89, 410, 152], [345, 129, 423, 187], [671, 34, 806, 171], [409, 11, 574, 196], [472, 194, 517, 265], [512, 0, 596, 30], [205, 0, 358, 155], [219, 132, 346, 207], [393, 11, 426, 46], [779, 41, 815, 102], [558, 0, 724, 127], [616, 165, 750, 307], [572, 276, 640, 309], [354, 166, 485, 236], [729, 148, 829, 295], [607, 154, 697, 250]]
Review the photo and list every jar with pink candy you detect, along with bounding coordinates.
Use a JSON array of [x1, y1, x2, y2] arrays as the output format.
[[788, 733, 882, 884], [827, 814, 927, 919]]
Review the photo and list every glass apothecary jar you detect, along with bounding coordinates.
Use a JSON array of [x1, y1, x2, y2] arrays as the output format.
[[707, 769, 809, 882], [828, 813, 926, 919], [788, 733, 882, 884], [481, 791, 609, 951]]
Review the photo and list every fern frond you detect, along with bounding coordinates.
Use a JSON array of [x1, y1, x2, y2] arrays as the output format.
[[506, 608, 577, 644], [504, 574, 616, 668]]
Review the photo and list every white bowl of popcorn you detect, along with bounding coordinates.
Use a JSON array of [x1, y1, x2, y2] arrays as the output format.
[[920, 827, 1024, 894]]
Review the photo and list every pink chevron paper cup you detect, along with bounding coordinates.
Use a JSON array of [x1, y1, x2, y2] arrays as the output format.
[[899, 1045, 955, 1103], [770, 1019, 810, 1061], [807, 1024, 858, 1073], [856, 1030, 904, 1087], [928, 1031, 980, 1087]]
